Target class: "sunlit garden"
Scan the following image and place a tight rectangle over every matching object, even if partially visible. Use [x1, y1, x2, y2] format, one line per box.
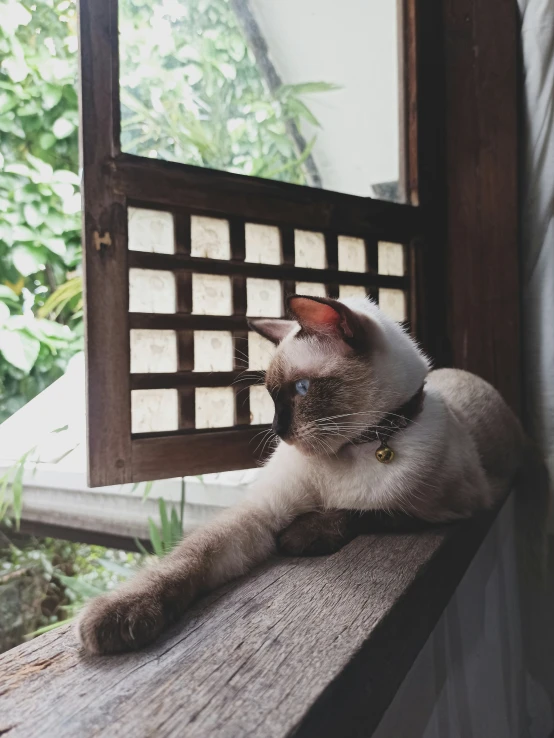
[0, 0, 334, 650]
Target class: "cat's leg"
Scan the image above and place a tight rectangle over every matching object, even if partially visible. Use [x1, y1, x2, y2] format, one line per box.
[277, 509, 360, 556]
[78, 454, 316, 655]
[277, 508, 436, 556]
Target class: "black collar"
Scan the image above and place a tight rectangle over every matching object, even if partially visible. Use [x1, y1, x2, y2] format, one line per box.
[350, 385, 425, 448]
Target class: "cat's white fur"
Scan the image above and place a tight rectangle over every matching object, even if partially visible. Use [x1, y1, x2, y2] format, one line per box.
[78, 297, 525, 654]
[239, 298, 505, 545]
[278, 298, 428, 400]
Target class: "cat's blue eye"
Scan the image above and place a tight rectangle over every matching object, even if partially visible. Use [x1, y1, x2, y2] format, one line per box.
[295, 379, 310, 396]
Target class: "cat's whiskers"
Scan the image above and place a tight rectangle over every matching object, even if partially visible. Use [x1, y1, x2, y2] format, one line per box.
[314, 421, 410, 437]
[314, 408, 425, 431]
[233, 335, 275, 364]
[260, 432, 278, 459]
[230, 372, 264, 386]
[251, 426, 272, 442]
[253, 428, 276, 457]
[314, 410, 381, 423]
[315, 435, 336, 459]
[295, 424, 335, 457]
[317, 431, 356, 450]
[233, 346, 250, 363]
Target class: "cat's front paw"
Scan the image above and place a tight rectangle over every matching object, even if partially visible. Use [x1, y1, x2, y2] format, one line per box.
[77, 588, 166, 655]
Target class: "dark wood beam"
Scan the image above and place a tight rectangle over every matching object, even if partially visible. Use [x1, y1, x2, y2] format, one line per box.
[443, 0, 520, 411]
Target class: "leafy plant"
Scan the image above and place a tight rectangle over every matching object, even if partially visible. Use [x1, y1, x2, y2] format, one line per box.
[37, 274, 82, 321]
[0, 423, 76, 527]
[119, 0, 336, 184]
[6, 475, 183, 641]
[0, 473, 183, 643]
[147, 497, 183, 556]
[134, 478, 186, 556]
[0, 0, 81, 421]
[0, 538, 141, 641]
[0, 300, 79, 421]
[0, 449, 33, 527]
[0, 0, 336, 421]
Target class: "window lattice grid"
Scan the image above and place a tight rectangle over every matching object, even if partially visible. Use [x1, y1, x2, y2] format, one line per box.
[127, 206, 410, 435]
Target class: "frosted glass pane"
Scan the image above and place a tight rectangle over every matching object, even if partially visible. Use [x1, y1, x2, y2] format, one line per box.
[247, 278, 282, 317]
[131, 389, 178, 433]
[295, 230, 326, 268]
[130, 330, 177, 373]
[245, 223, 281, 264]
[295, 282, 326, 297]
[379, 288, 406, 321]
[195, 387, 235, 429]
[128, 208, 175, 254]
[339, 285, 367, 299]
[192, 274, 232, 315]
[338, 236, 366, 272]
[194, 331, 233, 372]
[250, 385, 274, 425]
[129, 269, 176, 313]
[379, 241, 405, 276]
[191, 216, 230, 259]
[248, 331, 276, 370]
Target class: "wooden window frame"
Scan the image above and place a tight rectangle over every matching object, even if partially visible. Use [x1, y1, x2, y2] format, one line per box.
[1, 1, 520, 730]
[79, 0, 518, 487]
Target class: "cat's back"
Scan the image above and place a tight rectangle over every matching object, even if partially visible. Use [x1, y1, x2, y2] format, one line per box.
[427, 368, 525, 486]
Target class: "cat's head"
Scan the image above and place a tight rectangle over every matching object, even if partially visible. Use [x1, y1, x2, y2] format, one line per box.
[249, 295, 429, 456]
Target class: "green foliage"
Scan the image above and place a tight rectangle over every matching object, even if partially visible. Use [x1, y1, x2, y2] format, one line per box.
[148, 497, 184, 556]
[1, 537, 140, 640]
[0, 447, 38, 526]
[0, 0, 334, 422]
[0, 0, 81, 421]
[0, 476, 182, 641]
[0, 305, 79, 421]
[138, 478, 185, 556]
[37, 275, 82, 320]
[119, 0, 336, 183]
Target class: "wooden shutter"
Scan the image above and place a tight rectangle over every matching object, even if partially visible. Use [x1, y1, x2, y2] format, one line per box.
[79, 0, 443, 486]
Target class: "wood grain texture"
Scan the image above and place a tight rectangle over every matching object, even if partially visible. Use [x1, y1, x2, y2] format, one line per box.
[113, 154, 426, 242]
[229, 220, 250, 425]
[127, 251, 409, 288]
[0, 509, 498, 738]
[130, 426, 271, 481]
[397, 0, 419, 206]
[402, 1, 448, 365]
[79, 0, 132, 486]
[16, 520, 150, 554]
[81, 0, 520, 487]
[130, 371, 264, 391]
[128, 313, 257, 332]
[443, 0, 520, 410]
[80, 0, 431, 487]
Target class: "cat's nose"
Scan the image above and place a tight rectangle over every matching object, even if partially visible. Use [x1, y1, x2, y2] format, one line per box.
[272, 408, 291, 439]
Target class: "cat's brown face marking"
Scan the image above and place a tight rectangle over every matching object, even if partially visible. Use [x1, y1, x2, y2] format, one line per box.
[249, 296, 396, 455]
[265, 337, 378, 454]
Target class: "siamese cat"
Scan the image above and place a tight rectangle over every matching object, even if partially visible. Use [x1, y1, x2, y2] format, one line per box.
[78, 295, 527, 654]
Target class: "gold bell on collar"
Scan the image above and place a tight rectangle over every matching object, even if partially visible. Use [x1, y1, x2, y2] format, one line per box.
[376, 442, 395, 464]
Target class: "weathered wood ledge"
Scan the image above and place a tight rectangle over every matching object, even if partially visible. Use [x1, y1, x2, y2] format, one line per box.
[0, 506, 499, 738]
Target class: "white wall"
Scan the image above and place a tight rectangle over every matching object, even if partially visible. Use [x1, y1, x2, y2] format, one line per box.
[250, 0, 399, 196]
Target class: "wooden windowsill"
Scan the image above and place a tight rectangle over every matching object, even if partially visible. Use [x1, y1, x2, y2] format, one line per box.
[0, 502, 501, 738]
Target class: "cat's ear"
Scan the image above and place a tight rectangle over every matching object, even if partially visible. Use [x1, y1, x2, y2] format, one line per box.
[247, 318, 298, 345]
[287, 295, 368, 346]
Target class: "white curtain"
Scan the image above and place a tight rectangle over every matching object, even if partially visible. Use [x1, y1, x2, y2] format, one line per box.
[519, 0, 554, 520]
[373, 497, 554, 738]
